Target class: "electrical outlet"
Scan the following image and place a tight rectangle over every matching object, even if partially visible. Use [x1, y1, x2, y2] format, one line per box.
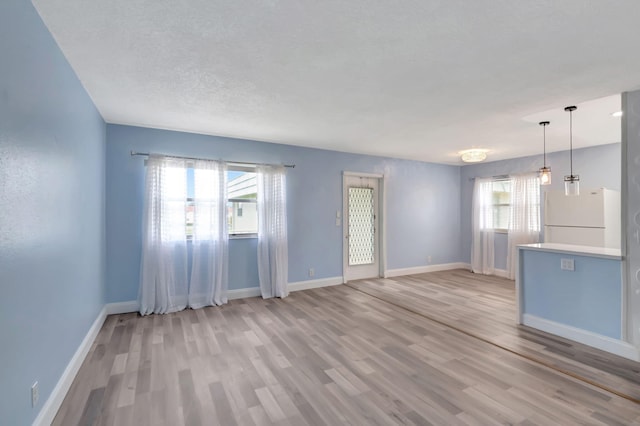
[560, 258, 575, 271]
[31, 382, 39, 407]
[309, 268, 315, 277]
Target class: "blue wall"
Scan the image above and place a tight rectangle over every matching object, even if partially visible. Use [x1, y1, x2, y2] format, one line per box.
[0, 0, 106, 424]
[106, 124, 462, 302]
[460, 143, 621, 268]
[521, 249, 622, 339]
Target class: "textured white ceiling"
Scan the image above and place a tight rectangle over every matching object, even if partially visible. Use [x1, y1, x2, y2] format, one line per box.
[33, 0, 638, 164]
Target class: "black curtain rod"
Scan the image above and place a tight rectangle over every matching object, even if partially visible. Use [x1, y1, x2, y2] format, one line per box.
[130, 151, 295, 168]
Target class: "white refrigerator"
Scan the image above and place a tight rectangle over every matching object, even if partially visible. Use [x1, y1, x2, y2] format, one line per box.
[544, 188, 620, 249]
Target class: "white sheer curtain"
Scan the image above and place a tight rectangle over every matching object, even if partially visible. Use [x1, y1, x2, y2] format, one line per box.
[507, 173, 541, 280]
[471, 177, 496, 275]
[139, 155, 189, 315]
[189, 159, 229, 308]
[256, 165, 289, 299]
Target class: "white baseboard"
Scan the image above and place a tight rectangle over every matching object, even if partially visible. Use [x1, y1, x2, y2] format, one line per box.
[384, 262, 471, 278]
[227, 276, 344, 299]
[522, 314, 640, 362]
[105, 300, 139, 315]
[102, 277, 345, 312]
[228, 287, 261, 300]
[104, 289, 266, 306]
[289, 276, 343, 292]
[33, 306, 108, 426]
[494, 268, 510, 279]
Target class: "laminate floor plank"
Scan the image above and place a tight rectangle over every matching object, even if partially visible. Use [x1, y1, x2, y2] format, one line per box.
[53, 270, 640, 425]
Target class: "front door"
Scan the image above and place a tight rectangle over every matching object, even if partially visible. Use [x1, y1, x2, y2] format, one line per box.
[344, 175, 380, 281]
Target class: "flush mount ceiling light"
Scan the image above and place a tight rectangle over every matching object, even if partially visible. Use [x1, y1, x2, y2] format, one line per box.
[564, 105, 579, 196]
[538, 121, 551, 185]
[611, 111, 623, 117]
[460, 149, 488, 163]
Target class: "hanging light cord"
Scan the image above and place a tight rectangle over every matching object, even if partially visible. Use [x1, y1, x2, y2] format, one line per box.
[543, 124, 547, 167]
[569, 108, 573, 176]
[564, 105, 577, 179]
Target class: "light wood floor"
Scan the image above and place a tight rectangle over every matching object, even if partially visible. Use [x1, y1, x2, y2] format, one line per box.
[350, 270, 640, 403]
[54, 270, 640, 425]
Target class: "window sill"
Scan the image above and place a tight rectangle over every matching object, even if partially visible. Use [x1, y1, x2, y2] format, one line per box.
[186, 234, 257, 242]
[230, 233, 257, 240]
[489, 229, 540, 234]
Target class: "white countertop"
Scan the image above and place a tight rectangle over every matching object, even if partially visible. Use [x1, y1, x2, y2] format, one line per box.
[518, 243, 622, 260]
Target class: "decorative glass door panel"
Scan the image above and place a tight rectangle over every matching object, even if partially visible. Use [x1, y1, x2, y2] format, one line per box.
[348, 187, 375, 266]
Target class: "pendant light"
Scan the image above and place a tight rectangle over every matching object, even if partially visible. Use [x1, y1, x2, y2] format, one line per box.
[564, 105, 579, 196]
[538, 121, 551, 185]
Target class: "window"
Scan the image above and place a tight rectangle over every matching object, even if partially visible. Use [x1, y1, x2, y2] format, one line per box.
[487, 177, 540, 232]
[491, 179, 511, 231]
[227, 169, 257, 235]
[185, 167, 258, 238]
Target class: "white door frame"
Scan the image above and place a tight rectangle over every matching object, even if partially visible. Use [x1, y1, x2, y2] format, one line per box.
[342, 171, 386, 283]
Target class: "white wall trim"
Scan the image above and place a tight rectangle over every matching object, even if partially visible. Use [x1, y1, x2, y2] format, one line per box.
[522, 313, 640, 362]
[380, 177, 387, 281]
[33, 307, 108, 426]
[228, 287, 262, 300]
[100, 276, 346, 316]
[105, 300, 139, 315]
[385, 262, 471, 278]
[228, 276, 344, 299]
[493, 268, 509, 279]
[289, 276, 343, 292]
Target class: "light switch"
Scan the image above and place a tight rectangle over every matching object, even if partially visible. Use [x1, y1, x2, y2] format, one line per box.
[560, 258, 575, 271]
